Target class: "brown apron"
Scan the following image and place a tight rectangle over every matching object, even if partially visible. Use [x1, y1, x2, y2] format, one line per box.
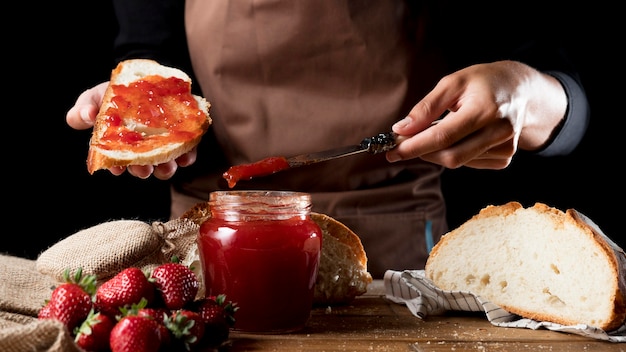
[180, 0, 448, 278]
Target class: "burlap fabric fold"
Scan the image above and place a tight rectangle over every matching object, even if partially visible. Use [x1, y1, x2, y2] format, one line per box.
[36, 218, 200, 282]
[0, 218, 201, 352]
[0, 255, 80, 352]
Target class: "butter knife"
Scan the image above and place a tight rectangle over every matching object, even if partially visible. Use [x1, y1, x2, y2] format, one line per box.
[286, 132, 399, 167]
[284, 118, 441, 167]
[223, 132, 400, 187]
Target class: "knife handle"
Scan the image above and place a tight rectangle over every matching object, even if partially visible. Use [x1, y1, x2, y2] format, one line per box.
[366, 119, 442, 153]
[360, 132, 399, 154]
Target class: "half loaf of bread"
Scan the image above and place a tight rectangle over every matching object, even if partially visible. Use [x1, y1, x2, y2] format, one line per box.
[310, 212, 373, 305]
[179, 203, 372, 305]
[425, 201, 626, 331]
[87, 59, 211, 174]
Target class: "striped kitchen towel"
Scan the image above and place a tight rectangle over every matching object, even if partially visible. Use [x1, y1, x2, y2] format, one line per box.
[384, 269, 626, 343]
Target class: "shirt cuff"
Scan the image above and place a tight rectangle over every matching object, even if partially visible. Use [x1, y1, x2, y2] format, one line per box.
[535, 71, 590, 157]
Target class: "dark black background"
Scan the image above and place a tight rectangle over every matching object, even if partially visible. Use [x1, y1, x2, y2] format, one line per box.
[3, 3, 622, 259]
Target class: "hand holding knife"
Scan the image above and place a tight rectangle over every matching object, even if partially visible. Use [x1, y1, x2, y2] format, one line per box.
[223, 120, 440, 188]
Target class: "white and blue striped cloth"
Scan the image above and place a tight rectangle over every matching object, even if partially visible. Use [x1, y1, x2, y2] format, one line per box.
[384, 269, 626, 343]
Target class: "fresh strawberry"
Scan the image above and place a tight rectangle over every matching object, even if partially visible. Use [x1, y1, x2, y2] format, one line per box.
[136, 307, 169, 322]
[150, 260, 199, 310]
[117, 298, 172, 349]
[195, 294, 238, 347]
[42, 268, 96, 332]
[95, 267, 155, 318]
[166, 309, 205, 351]
[37, 302, 52, 319]
[74, 309, 115, 352]
[109, 315, 163, 352]
[137, 307, 172, 348]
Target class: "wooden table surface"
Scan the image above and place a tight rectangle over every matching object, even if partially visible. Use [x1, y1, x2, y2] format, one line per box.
[225, 280, 625, 351]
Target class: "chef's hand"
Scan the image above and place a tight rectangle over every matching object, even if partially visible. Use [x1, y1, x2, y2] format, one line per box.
[386, 60, 567, 169]
[66, 81, 197, 180]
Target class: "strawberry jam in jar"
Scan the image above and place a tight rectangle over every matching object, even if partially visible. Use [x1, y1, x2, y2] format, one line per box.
[198, 191, 322, 333]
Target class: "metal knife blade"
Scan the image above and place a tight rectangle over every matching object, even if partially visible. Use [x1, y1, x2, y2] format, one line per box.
[223, 131, 403, 188]
[286, 132, 399, 167]
[223, 120, 444, 187]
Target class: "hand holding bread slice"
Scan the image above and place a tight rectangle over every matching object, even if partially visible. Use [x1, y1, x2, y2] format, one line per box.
[87, 59, 211, 174]
[425, 201, 626, 331]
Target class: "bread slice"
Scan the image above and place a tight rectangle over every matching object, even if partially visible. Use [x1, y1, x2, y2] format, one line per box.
[87, 59, 211, 174]
[179, 203, 373, 305]
[425, 201, 626, 331]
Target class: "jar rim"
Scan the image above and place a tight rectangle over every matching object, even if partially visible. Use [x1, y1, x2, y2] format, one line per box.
[208, 190, 312, 218]
[209, 190, 311, 200]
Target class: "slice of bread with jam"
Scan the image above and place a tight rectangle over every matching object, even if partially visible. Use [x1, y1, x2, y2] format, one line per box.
[87, 59, 211, 174]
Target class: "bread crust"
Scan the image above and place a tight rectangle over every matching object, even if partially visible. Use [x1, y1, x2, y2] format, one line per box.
[87, 59, 211, 174]
[310, 212, 368, 268]
[179, 202, 212, 226]
[310, 212, 373, 305]
[568, 208, 626, 329]
[425, 201, 626, 331]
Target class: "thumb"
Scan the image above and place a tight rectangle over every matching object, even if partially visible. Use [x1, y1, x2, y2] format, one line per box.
[66, 82, 109, 130]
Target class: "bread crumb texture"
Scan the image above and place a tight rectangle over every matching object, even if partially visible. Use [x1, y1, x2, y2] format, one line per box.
[425, 201, 626, 331]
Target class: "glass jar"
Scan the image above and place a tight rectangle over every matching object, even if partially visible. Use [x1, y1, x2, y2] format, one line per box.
[197, 190, 322, 333]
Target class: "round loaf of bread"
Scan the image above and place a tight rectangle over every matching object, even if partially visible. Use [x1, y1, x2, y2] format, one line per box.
[425, 201, 626, 331]
[180, 203, 372, 306]
[310, 212, 372, 305]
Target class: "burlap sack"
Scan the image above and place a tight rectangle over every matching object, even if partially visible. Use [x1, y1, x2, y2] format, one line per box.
[0, 317, 80, 352]
[36, 218, 200, 283]
[0, 255, 80, 352]
[0, 217, 202, 352]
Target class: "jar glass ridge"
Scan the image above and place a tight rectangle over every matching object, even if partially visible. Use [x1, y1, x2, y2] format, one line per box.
[209, 190, 312, 221]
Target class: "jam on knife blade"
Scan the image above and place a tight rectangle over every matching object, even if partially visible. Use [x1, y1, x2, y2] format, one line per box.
[223, 156, 290, 188]
[222, 132, 399, 188]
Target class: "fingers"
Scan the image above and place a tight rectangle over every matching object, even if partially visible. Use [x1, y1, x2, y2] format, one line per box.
[463, 143, 515, 169]
[388, 110, 515, 170]
[109, 166, 127, 176]
[175, 147, 197, 167]
[66, 104, 99, 130]
[392, 75, 462, 136]
[153, 161, 178, 180]
[418, 119, 516, 169]
[151, 149, 198, 179]
[387, 104, 487, 163]
[111, 164, 173, 180]
[66, 82, 109, 130]
[126, 163, 176, 180]
[421, 140, 515, 170]
[109, 148, 198, 180]
[387, 72, 472, 163]
[126, 165, 155, 179]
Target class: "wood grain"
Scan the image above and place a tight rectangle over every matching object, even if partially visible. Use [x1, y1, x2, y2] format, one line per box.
[223, 281, 623, 351]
